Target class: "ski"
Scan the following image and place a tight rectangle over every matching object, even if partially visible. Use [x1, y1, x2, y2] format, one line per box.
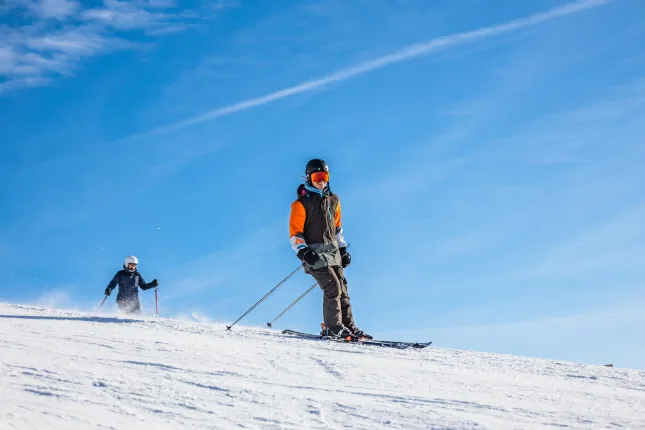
[281, 329, 432, 350]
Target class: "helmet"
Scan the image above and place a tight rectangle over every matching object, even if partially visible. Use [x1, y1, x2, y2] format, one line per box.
[305, 159, 329, 177]
[124, 255, 138, 271]
[305, 159, 330, 185]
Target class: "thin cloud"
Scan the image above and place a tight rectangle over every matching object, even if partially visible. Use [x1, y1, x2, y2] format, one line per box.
[0, 76, 52, 94]
[25, 26, 129, 56]
[0, 24, 135, 94]
[208, 0, 239, 12]
[509, 201, 645, 281]
[125, 0, 612, 141]
[1, 0, 79, 20]
[35, 0, 80, 20]
[158, 218, 286, 301]
[82, 0, 175, 31]
[0, 0, 237, 94]
[430, 307, 645, 336]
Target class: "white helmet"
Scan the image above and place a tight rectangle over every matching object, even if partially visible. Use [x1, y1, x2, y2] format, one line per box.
[124, 255, 138, 270]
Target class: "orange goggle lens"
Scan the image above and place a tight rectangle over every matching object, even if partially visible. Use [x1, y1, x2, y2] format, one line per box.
[310, 171, 329, 182]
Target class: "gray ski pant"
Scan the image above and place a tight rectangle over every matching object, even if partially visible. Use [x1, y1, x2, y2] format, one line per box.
[308, 265, 355, 330]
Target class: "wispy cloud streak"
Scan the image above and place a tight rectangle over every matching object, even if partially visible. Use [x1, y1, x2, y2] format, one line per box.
[127, 0, 612, 140]
[0, 0, 238, 94]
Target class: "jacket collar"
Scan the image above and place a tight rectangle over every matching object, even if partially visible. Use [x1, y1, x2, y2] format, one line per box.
[304, 183, 330, 196]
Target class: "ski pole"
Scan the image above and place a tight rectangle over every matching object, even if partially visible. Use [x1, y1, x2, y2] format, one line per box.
[266, 282, 318, 328]
[155, 288, 159, 318]
[226, 264, 303, 330]
[99, 296, 107, 309]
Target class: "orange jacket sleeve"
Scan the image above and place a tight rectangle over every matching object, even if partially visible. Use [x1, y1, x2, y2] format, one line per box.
[289, 200, 307, 252]
[335, 199, 347, 248]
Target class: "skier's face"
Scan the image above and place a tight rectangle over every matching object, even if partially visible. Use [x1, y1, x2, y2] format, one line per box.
[127, 263, 137, 271]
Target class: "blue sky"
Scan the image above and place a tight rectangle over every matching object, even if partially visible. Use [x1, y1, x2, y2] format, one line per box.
[1, 0, 644, 369]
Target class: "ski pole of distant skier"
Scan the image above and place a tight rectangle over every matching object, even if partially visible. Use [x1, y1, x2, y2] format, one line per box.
[226, 264, 304, 330]
[266, 282, 318, 328]
[155, 287, 159, 318]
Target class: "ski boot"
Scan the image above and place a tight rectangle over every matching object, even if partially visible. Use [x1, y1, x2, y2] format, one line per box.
[347, 325, 373, 340]
[320, 323, 357, 341]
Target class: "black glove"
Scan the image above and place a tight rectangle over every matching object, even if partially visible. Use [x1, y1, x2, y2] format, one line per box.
[104, 287, 112, 297]
[151, 279, 159, 287]
[298, 247, 320, 266]
[339, 247, 351, 268]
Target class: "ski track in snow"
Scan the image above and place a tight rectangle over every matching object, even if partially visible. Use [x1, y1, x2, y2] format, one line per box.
[0, 303, 643, 429]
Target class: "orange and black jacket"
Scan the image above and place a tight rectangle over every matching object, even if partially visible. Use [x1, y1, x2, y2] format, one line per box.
[290, 183, 347, 269]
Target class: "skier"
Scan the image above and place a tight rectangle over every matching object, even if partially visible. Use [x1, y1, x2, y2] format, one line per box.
[289, 159, 371, 339]
[104, 255, 158, 315]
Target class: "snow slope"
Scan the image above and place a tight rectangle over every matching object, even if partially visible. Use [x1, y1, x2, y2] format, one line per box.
[0, 303, 643, 429]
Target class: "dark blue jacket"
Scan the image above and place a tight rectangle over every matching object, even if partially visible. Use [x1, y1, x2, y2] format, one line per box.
[106, 269, 155, 302]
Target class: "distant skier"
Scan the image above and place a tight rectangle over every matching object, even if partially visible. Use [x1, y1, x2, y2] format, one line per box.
[104, 256, 158, 315]
[289, 159, 371, 339]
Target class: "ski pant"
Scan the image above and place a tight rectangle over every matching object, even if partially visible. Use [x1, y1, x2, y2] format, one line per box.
[117, 296, 141, 315]
[308, 265, 355, 330]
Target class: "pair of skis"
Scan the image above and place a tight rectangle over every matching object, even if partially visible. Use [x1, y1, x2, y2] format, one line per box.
[281, 328, 431, 350]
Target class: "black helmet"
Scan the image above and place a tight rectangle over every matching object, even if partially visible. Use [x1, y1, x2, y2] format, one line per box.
[305, 159, 329, 177]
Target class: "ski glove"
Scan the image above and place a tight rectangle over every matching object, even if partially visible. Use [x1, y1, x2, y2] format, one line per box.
[298, 248, 320, 266]
[339, 247, 351, 268]
[151, 279, 159, 287]
[104, 287, 112, 297]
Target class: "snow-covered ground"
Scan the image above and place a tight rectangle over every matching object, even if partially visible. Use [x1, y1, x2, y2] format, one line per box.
[0, 303, 643, 429]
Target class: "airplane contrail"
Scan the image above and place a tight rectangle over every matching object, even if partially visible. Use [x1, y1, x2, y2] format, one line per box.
[126, 0, 612, 141]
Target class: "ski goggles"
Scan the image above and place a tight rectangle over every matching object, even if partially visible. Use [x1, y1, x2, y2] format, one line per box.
[310, 171, 329, 183]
